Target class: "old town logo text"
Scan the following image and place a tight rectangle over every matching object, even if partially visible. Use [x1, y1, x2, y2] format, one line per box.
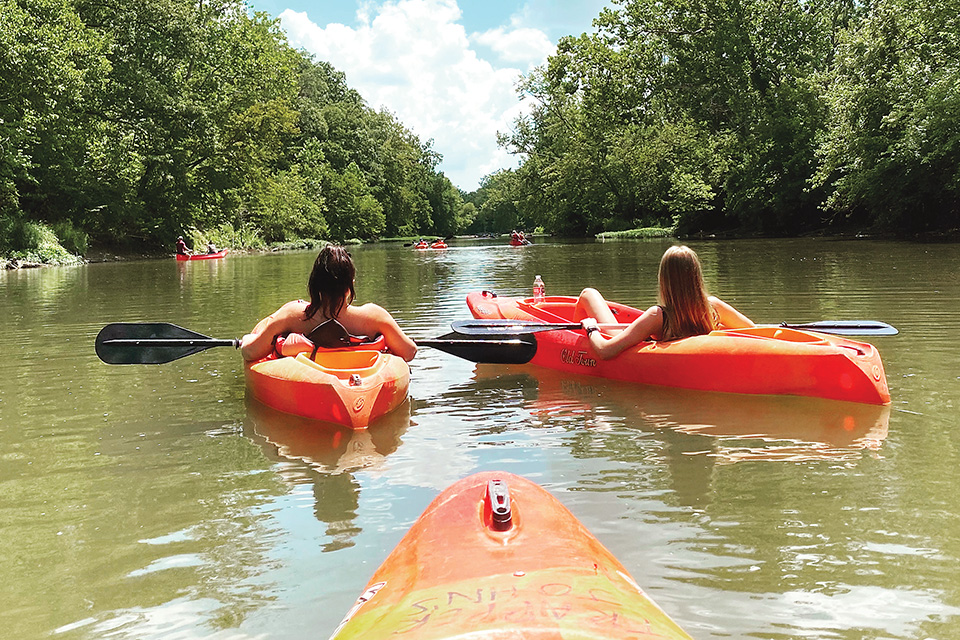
[560, 349, 597, 368]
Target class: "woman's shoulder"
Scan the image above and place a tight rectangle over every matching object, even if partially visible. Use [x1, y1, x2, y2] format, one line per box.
[349, 302, 391, 320]
[278, 299, 309, 314]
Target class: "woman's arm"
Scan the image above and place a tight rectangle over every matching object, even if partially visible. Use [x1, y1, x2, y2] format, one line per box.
[346, 304, 418, 362]
[240, 301, 304, 362]
[709, 296, 754, 330]
[582, 305, 663, 360]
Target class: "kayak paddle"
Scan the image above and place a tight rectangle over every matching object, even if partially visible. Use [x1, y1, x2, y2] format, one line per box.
[96, 322, 239, 364]
[95, 322, 538, 366]
[418, 333, 537, 364]
[450, 318, 899, 337]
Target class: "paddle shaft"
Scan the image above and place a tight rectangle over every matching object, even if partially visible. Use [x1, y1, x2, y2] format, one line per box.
[450, 319, 898, 337]
[96, 321, 538, 366]
[102, 338, 238, 348]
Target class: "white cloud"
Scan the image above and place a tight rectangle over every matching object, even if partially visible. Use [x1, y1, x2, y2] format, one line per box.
[471, 26, 555, 65]
[277, 0, 556, 191]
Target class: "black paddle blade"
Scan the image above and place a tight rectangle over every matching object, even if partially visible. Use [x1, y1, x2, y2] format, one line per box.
[96, 322, 236, 364]
[419, 332, 538, 364]
[450, 319, 579, 336]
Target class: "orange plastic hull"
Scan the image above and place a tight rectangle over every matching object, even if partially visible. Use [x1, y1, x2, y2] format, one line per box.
[466, 291, 890, 405]
[330, 471, 692, 640]
[244, 348, 410, 429]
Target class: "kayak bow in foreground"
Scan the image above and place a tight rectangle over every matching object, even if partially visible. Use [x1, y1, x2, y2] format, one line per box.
[330, 471, 692, 640]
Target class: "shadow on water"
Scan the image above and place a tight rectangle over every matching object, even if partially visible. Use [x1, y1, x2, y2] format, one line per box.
[242, 397, 412, 552]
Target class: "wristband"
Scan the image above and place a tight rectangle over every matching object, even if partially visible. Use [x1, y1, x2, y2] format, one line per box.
[586, 325, 598, 336]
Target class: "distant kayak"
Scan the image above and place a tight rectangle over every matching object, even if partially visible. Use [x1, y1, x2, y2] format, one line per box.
[466, 291, 890, 405]
[330, 471, 693, 640]
[414, 240, 447, 249]
[176, 249, 228, 261]
[510, 238, 531, 246]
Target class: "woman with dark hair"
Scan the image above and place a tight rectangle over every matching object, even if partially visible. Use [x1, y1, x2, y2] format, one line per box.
[240, 245, 417, 362]
[577, 245, 754, 360]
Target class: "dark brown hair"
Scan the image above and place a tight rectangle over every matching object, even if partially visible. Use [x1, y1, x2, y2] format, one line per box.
[304, 245, 356, 320]
[658, 245, 714, 340]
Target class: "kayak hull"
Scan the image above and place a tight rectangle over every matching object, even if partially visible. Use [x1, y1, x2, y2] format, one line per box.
[466, 291, 890, 405]
[330, 471, 692, 640]
[244, 346, 410, 429]
[176, 249, 228, 260]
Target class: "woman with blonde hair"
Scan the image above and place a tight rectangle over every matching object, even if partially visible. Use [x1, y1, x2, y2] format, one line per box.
[577, 245, 754, 360]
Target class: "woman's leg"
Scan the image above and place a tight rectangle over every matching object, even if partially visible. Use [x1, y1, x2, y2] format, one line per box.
[574, 288, 618, 323]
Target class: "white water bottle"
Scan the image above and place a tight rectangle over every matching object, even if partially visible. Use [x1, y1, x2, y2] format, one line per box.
[533, 275, 545, 303]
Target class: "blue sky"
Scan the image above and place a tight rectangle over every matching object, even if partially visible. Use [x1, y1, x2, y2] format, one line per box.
[246, 0, 613, 191]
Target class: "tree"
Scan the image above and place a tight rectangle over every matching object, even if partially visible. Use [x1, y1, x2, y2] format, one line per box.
[815, 0, 960, 231]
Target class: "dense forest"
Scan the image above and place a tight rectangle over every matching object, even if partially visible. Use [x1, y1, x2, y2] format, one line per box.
[3, 0, 959, 263]
[1, 0, 466, 260]
[481, 0, 960, 237]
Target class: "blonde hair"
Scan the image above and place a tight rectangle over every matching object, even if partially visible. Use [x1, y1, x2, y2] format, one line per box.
[657, 245, 715, 340]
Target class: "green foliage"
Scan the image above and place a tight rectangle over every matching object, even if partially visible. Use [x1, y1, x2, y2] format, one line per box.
[321, 162, 385, 241]
[814, 0, 960, 231]
[1, 0, 467, 260]
[52, 220, 89, 255]
[0, 215, 83, 264]
[187, 223, 265, 252]
[596, 227, 676, 239]
[480, 0, 957, 236]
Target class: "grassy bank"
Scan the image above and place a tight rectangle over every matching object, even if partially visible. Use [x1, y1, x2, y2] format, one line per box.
[596, 227, 677, 240]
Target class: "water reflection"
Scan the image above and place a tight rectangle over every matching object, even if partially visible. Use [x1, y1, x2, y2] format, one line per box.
[243, 397, 411, 551]
[466, 364, 889, 463]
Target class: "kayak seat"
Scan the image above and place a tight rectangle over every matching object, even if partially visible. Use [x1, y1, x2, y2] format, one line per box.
[294, 351, 384, 380]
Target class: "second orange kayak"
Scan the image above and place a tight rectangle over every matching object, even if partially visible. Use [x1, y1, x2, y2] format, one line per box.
[466, 290, 890, 405]
[330, 471, 692, 640]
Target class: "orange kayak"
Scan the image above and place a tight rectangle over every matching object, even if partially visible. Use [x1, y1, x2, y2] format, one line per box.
[330, 471, 692, 640]
[466, 291, 890, 405]
[176, 249, 228, 260]
[244, 337, 410, 429]
[430, 241, 447, 249]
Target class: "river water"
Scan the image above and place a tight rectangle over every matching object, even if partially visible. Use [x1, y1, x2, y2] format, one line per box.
[1, 237, 959, 639]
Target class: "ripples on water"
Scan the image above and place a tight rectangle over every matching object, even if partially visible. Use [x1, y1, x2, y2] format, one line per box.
[3, 239, 960, 639]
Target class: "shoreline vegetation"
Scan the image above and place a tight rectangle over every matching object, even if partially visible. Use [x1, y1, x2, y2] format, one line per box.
[10, 223, 960, 271]
[4, 0, 958, 270]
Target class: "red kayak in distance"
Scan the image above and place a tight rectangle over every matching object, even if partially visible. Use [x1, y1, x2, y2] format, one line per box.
[330, 471, 692, 639]
[176, 249, 228, 261]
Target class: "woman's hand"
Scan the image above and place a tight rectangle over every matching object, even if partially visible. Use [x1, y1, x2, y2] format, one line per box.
[581, 317, 600, 335]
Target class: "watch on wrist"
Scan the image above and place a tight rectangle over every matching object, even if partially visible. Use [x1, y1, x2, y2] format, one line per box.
[586, 325, 598, 336]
